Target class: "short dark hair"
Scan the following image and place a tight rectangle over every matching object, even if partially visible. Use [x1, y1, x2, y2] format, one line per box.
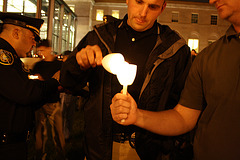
[37, 39, 51, 48]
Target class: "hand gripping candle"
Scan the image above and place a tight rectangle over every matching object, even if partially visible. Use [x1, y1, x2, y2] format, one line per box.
[102, 53, 137, 122]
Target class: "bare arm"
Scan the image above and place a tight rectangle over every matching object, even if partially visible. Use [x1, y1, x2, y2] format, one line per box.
[111, 93, 201, 136]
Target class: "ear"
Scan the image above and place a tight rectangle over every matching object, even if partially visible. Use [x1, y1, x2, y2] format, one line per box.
[126, 0, 128, 5]
[12, 28, 21, 40]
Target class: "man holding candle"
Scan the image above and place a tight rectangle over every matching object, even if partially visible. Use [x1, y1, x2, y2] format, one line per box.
[60, 0, 191, 159]
[110, 0, 240, 159]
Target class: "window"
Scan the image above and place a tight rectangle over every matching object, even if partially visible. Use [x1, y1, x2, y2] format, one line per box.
[191, 13, 198, 24]
[40, 0, 49, 39]
[69, 16, 75, 51]
[52, 1, 61, 53]
[172, 12, 179, 22]
[24, 0, 37, 16]
[188, 39, 199, 52]
[62, 11, 69, 53]
[68, 4, 75, 12]
[0, 0, 3, 12]
[211, 15, 217, 25]
[112, 10, 119, 19]
[7, 0, 24, 12]
[96, 9, 104, 21]
[7, 0, 37, 17]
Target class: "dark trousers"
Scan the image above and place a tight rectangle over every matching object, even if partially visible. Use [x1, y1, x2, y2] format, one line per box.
[0, 142, 28, 160]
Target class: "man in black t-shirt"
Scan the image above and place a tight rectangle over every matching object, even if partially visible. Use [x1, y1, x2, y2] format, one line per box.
[111, 0, 240, 160]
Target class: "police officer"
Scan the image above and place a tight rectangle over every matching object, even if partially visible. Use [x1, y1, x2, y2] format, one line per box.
[0, 12, 60, 160]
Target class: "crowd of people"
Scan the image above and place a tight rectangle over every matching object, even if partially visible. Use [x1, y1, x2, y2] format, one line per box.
[0, 0, 240, 160]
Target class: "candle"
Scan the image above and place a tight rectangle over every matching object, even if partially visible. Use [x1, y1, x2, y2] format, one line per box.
[116, 62, 137, 94]
[102, 53, 125, 74]
[102, 53, 137, 123]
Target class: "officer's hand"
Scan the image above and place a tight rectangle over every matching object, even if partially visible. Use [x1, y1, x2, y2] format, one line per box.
[110, 93, 138, 125]
[76, 45, 103, 70]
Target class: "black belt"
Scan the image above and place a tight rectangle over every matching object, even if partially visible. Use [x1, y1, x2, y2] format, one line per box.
[113, 133, 129, 143]
[0, 131, 30, 144]
[113, 132, 136, 148]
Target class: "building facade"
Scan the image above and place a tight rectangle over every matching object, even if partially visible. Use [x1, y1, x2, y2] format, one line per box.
[159, 1, 230, 52]
[1, 0, 230, 53]
[65, 0, 230, 52]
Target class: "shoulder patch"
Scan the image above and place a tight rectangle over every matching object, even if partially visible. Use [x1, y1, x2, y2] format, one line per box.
[0, 49, 14, 65]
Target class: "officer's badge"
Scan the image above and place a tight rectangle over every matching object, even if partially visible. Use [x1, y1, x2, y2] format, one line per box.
[0, 49, 14, 65]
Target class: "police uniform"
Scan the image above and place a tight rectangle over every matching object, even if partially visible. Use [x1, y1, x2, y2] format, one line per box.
[0, 12, 59, 160]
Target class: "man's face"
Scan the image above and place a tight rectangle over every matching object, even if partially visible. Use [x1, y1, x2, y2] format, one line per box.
[209, 0, 240, 22]
[18, 28, 36, 58]
[126, 0, 166, 32]
[37, 46, 52, 59]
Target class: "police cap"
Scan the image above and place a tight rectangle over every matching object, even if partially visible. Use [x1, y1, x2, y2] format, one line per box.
[0, 12, 44, 42]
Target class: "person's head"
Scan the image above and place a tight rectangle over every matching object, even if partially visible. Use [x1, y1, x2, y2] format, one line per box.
[126, 0, 166, 32]
[209, 0, 240, 25]
[191, 49, 197, 56]
[36, 39, 53, 59]
[0, 12, 44, 58]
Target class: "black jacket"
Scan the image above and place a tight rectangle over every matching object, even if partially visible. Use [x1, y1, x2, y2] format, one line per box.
[0, 38, 59, 134]
[60, 16, 191, 160]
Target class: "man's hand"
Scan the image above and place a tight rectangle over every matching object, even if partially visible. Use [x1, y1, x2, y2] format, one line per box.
[76, 45, 103, 70]
[110, 93, 138, 125]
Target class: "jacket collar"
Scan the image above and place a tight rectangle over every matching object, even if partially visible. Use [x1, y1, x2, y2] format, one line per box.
[226, 25, 240, 42]
[94, 14, 162, 56]
[0, 37, 19, 59]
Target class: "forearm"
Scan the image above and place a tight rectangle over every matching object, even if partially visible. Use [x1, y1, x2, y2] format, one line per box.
[134, 104, 199, 136]
[111, 94, 200, 136]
